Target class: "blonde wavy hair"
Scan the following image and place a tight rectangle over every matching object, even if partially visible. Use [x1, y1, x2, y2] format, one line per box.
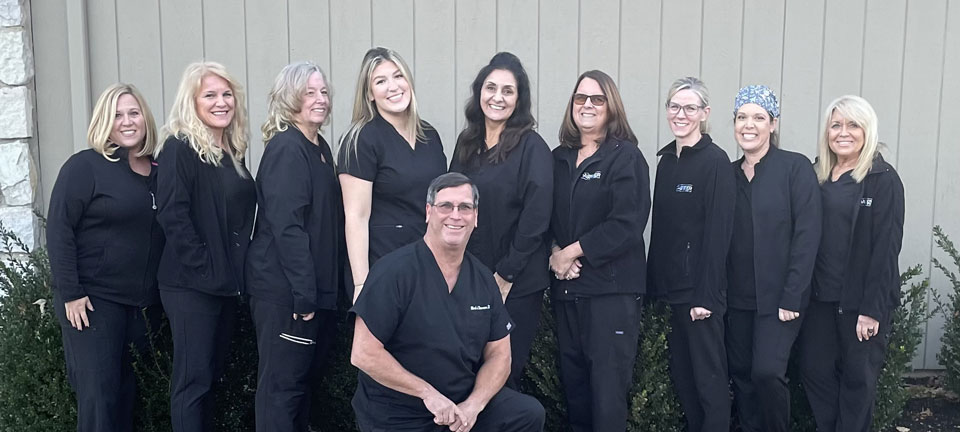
[262, 61, 330, 143]
[338, 47, 426, 165]
[87, 83, 158, 161]
[157, 61, 249, 174]
[815, 95, 879, 184]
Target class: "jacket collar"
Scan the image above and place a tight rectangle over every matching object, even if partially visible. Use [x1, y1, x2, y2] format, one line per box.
[657, 133, 713, 156]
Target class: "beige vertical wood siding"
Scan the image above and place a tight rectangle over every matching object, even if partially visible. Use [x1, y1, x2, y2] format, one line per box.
[31, 0, 960, 369]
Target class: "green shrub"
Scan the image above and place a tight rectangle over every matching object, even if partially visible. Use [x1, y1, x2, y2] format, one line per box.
[934, 225, 960, 395]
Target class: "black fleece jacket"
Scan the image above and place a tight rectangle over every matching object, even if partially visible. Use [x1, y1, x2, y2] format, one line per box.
[155, 136, 256, 296]
[449, 131, 553, 298]
[246, 128, 344, 314]
[728, 146, 822, 314]
[549, 136, 651, 297]
[47, 148, 164, 306]
[813, 154, 904, 320]
[647, 134, 735, 313]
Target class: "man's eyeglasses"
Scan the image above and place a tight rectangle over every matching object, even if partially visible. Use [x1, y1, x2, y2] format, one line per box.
[573, 93, 607, 106]
[431, 202, 476, 215]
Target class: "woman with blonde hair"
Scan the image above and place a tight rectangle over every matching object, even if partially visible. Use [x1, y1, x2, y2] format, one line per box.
[154, 61, 257, 431]
[337, 47, 446, 302]
[246, 61, 342, 431]
[47, 83, 164, 431]
[798, 95, 904, 432]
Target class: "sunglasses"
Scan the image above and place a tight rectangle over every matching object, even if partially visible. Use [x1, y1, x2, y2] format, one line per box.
[573, 93, 607, 106]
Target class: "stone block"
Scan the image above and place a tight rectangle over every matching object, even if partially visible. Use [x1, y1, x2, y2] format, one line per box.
[0, 205, 34, 250]
[0, 86, 32, 138]
[0, 27, 32, 85]
[0, 0, 25, 27]
[0, 140, 33, 205]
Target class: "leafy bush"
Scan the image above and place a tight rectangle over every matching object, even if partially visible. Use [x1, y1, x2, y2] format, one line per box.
[934, 225, 960, 395]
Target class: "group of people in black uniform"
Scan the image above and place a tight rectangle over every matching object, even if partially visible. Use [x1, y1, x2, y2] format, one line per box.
[47, 46, 904, 432]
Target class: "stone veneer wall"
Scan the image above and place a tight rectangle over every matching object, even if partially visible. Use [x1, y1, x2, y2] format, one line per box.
[0, 0, 36, 251]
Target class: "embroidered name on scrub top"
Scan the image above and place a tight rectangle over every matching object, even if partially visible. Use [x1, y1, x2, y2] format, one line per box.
[676, 184, 694, 193]
[860, 197, 873, 207]
[581, 171, 602, 180]
[470, 304, 491, 311]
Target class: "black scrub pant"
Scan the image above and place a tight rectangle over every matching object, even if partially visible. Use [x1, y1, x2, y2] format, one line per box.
[504, 290, 544, 390]
[54, 293, 160, 432]
[666, 302, 730, 432]
[725, 308, 803, 432]
[797, 300, 888, 432]
[160, 288, 237, 432]
[554, 294, 643, 432]
[354, 387, 545, 432]
[250, 297, 336, 432]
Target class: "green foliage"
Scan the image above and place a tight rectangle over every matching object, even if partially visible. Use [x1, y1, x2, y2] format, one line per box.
[933, 225, 960, 395]
[0, 223, 76, 432]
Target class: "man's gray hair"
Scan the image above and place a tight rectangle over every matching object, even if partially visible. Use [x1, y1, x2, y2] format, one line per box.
[425, 172, 479, 207]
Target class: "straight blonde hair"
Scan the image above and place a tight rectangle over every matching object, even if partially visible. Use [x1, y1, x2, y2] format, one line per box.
[87, 83, 158, 161]
[666, 76, 711, 134]
[157, 61, 249, 175]
[815, 95, 879, 184]
[337, 47, 426, 165]
[262, 62, 330, 143]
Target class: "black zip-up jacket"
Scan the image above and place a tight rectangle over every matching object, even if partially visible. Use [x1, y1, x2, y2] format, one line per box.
[155, 136, 257, 296]
[813, 154, 904, 320]
[246, 128, 344, 314]
[549, 136, 651, 297]
[647, 134, 735, 313]
[47, 148, 164, 307]
[449, 131, 553, 297]
[728, 146, 822, 314]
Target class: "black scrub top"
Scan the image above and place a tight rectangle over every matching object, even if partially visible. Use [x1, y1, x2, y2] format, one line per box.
[337, 115, 447, 264]
[219, 155, 257, 281]
[813, 171, 859, 302]
[350, 240, 513, 426]
[728, 166, 757, 310]
[449, 131, 553, 297]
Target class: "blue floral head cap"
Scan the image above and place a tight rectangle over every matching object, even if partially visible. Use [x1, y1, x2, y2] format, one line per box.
[734, 85, 780, 118]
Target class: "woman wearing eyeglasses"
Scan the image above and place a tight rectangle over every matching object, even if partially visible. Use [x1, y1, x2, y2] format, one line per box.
[449, 52, 553, 390]
[647, 77, 735, 432]
[548, 70, 650, 431]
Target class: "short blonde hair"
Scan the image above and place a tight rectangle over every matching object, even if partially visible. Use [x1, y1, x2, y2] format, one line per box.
[815, 95, 880, 184]
[157, 61, 249, 172]
[262, 62, 329, 143]
[665, 76, 710, 134]
[338, 47, 426, 165]
[87, 83, 158, 161]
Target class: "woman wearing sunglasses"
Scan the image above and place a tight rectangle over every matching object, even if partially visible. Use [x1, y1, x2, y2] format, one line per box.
[647, 77, 735, 432]
[548, 70, 650, 431]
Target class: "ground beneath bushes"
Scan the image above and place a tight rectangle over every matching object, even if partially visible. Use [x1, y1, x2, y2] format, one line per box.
[887, 374, 960, 432]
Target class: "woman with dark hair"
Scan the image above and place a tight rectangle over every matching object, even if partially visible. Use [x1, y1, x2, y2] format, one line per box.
[725, 85, 821, 432]
[799, 95, 904, 432]
[647, 76, 735, 432]
[246, 61, 342, 431]
[337, 47, 446, 303]
[548, 70, 650, 431]
[47, 83, 163, 432]
[154, 62, 257, 431]
[449, 52, 552, 390]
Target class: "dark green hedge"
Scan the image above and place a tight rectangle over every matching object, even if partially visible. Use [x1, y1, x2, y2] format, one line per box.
[0, 223, 933, 431]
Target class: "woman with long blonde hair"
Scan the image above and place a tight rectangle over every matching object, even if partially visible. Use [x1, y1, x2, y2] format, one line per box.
[337, 47, 446, 302]
[154, 61, 257, 431]
[47, 83, 163, 431]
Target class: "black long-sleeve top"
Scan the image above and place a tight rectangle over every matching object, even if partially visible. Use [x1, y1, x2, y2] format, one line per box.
[47, 148, 164, 307]
[647, 134, 735, 313]
[246, 127, 343, 314]
[812, 154, 904, 320]
[726, 146, 822, 314]
[449, 131, 553, 298]
[155, 136, 257, 296]
[549, 136, 651, 298]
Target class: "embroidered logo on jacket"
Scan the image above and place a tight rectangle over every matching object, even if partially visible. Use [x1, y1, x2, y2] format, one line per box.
[470, 305, 491, 311]
[676, 184, 694, 193]
[860, 198, 873, 207]
[581, 171, 602, 181]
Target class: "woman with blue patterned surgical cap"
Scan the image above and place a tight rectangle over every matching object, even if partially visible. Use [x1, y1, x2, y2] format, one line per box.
[725, 85, 822, 432]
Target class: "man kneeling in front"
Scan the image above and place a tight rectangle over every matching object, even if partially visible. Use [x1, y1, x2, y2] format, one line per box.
[350, 172, 546, 432]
